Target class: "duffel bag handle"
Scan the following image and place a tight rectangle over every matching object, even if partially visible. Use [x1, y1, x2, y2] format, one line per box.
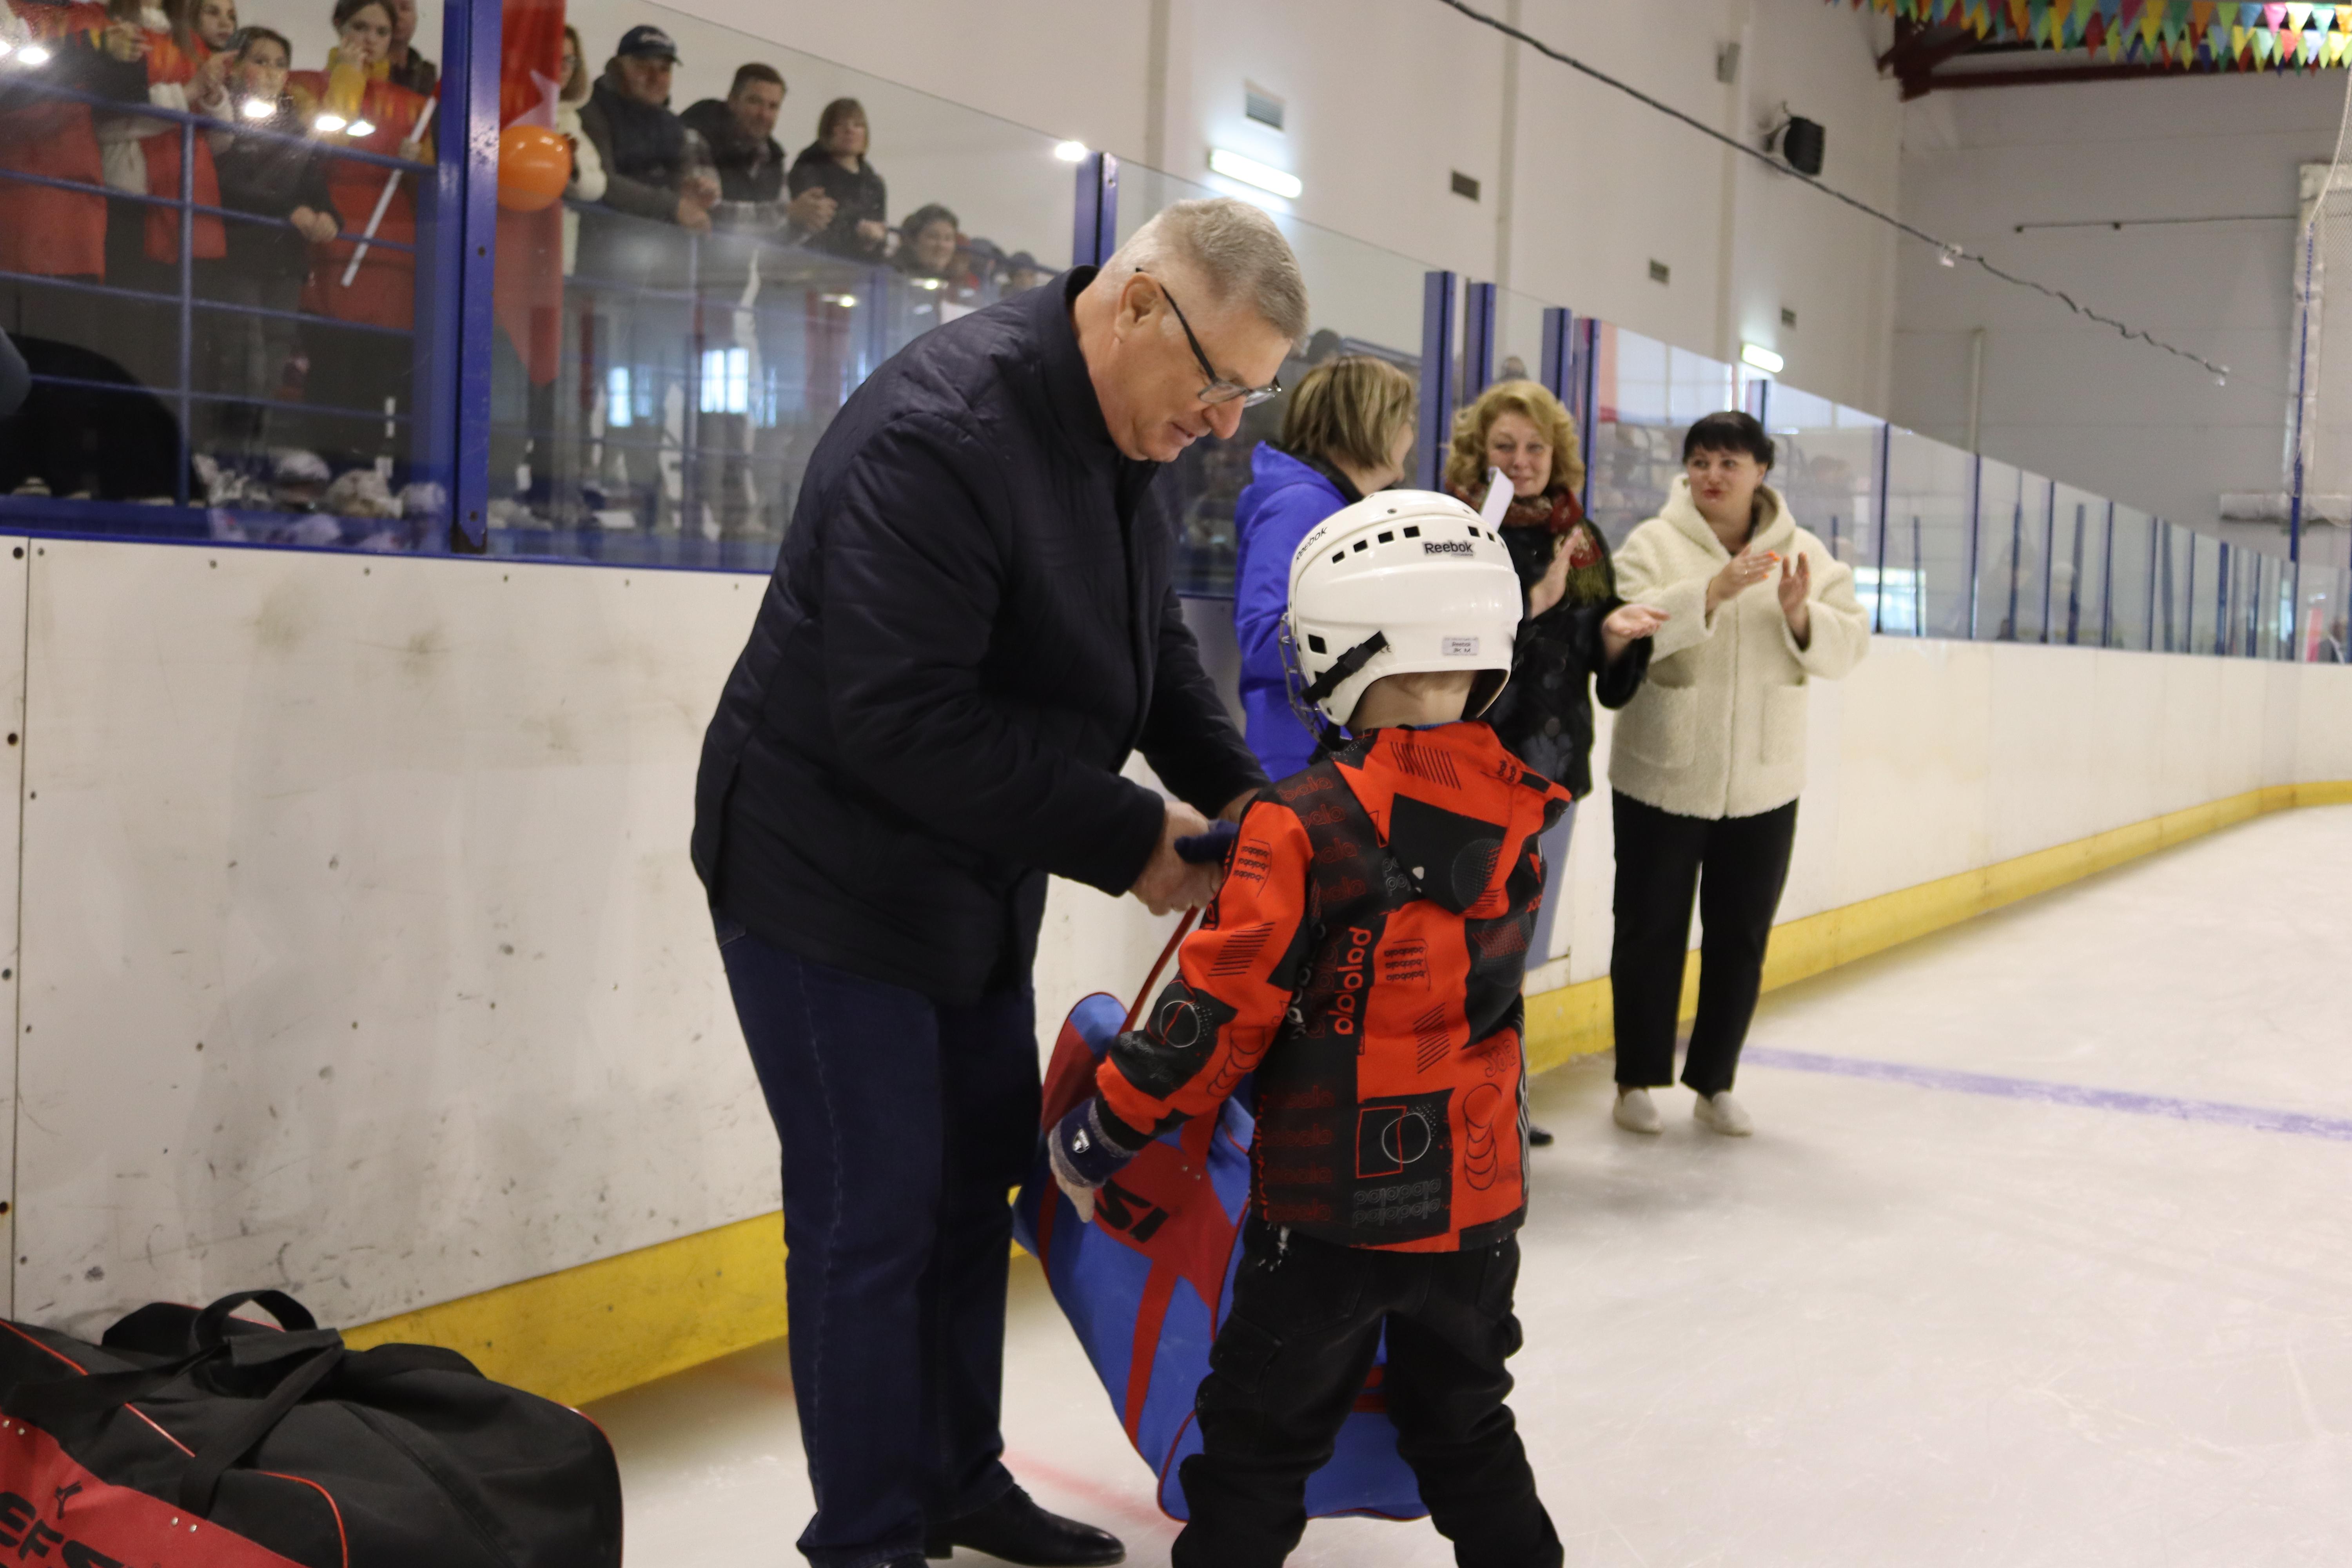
[177, 1339, 344, 1514]
[191, 1290, 318, 1354]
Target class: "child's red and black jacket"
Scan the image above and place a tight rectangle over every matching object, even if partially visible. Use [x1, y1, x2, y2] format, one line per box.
[1087, 722, 1573, 1252]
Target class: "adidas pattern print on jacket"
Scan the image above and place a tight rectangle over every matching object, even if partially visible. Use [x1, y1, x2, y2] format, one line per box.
[1084, 722, 1574, 1253]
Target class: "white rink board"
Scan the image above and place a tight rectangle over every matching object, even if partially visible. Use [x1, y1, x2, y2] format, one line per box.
[10, 542, 773, 1334]
[5, 535, 2351, 1334]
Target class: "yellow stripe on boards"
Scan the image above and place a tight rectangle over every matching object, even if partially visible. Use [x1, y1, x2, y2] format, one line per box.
[348, 780, 2352, 1405]
[343, 1212, 789, 1408]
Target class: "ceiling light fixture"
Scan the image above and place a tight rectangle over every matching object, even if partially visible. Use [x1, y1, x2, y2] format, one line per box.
[1053, 140, 1088, 162]
[1208, 147, 1302, 200]
[313, 113, 347, 133]
[1740, 341, 1785, 375]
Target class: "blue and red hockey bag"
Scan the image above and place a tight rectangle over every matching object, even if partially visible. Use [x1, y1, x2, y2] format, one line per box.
[1013, 986, 1425, 1522]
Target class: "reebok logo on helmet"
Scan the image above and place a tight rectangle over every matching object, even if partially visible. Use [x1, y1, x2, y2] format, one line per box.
[1422, 540, 1473, 555]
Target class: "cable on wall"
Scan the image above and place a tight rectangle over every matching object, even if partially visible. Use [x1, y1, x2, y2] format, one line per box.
[1432, 0, 2234, 383]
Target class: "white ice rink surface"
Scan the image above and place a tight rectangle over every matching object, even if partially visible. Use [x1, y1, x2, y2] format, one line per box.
[592, 805, 2352, 1566]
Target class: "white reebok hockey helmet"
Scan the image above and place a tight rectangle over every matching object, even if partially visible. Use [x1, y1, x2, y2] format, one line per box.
[1285, 486, 1523, 732]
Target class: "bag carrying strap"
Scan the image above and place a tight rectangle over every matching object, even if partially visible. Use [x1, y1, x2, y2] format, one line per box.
[178, 1339, 345, 1513]
[190, 1289, 317, 1354]
[7, 1292, 350, 1519]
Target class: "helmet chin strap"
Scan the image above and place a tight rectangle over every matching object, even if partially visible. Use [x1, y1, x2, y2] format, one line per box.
[1298, 630, 1390, 755]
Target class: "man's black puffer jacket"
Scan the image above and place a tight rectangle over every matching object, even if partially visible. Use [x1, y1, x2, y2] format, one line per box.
[693, 268, 1267, 1003]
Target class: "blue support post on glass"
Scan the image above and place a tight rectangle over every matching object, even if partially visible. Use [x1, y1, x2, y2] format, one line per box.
[1870, 423, 1890, 633]
[1072, 152, 1119, 269]
[2039, 481, 2056, 643]
[419, 0, 502, 553]
[2106, 507, 2122, 648]
[1537, 307, 1572, 405]
[1416, 271, 1457, 492]
[1461, 281, 1496, 402]
[2145, 519, 2160, 652]
[2064, 501, 2085, 646]
[1577, 318, 1599, 518]
[175, 120, 196, 507]
[2216, 543, 2231, 657]
[1965, 456, 1983, 640]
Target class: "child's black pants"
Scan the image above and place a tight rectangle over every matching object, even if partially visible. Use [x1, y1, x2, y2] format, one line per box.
[1172, 1220, 1561, 1568]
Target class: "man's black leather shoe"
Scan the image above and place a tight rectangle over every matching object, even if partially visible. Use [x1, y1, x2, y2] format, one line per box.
[923, 1485, 1125, 1565]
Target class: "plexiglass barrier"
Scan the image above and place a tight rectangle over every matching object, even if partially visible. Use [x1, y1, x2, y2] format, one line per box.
[0, 0, 2331, 657]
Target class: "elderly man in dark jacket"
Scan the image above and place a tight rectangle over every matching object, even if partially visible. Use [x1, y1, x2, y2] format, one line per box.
[695, 197, 1306, 1568]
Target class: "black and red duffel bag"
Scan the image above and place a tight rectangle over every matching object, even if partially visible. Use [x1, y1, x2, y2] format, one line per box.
[0, 1289, 622, 1567]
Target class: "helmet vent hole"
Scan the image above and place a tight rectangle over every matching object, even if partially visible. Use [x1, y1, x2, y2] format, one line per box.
[1352, 541, 1368, 553]
[1377, 531, 1394, 544]
[1466, 524, 1478, 537]
[1403, 525, 1421, 538]
[1331, 550, 1346, 564]
[1307, 633, 1327, 653]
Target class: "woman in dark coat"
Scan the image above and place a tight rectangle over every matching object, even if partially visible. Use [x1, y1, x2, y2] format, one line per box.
[788, 96, 887, 261]
[1448, 380, 1662, 1137]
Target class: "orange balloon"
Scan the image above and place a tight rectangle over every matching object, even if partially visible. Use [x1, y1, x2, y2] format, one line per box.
[497, 124, 571, 213]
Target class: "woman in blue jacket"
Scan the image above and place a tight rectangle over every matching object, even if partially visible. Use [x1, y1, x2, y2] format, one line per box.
[1231, 354, 1418, 779]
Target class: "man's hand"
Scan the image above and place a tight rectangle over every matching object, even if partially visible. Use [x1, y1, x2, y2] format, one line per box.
[1777, 551, 1813, 648]
[788, 186, 837, 234]
[1048, 1100, 1136, 1225]
[675, 194, 713, 233]
[1129, 799, 1220, 916]
[1600, 603, 1668, 663]
[290, 205, 338, 244]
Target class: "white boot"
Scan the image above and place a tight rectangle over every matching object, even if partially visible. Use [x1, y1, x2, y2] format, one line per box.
[1693, 1091, 1753, 1137]
[1612, 1087, 1662, 1134]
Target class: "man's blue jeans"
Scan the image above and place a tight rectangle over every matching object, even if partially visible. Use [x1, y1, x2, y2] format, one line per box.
[717, 918, 1040, 1568]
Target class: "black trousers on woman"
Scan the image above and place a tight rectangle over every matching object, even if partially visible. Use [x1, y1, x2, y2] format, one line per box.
[1610, 791, 1799, 1096]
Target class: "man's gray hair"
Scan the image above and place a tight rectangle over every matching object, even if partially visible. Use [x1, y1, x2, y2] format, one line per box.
[1107, 197, 1310, 345]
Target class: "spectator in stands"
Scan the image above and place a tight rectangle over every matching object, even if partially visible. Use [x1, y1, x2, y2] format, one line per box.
[1607, 410, 1870, 1139]
[379, 0, 430, 94]
[679, 62, 836, 240]
[201, 24, 335, 485]
[1000, 250, 1048, 296]
[288, 0, 434, 466]
[893, 202, 961, 279]
[555, 24, 603, 272]
[2322, 617, 2348, 663]
[789, 96, 887, 260]
[895, 201, 984, 312]
[0, 0, 125, 487]
[96, 0, 228, 333]
[1448, 381, 1661, 1146]
[579, 25, 714, 238]
[1231, 354, 1417, 782]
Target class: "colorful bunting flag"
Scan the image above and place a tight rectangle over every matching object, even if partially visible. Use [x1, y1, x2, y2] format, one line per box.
[1837, 0, 2352, 64]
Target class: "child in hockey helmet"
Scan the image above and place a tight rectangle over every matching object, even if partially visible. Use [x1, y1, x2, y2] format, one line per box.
[1283, 487, 1525, 749]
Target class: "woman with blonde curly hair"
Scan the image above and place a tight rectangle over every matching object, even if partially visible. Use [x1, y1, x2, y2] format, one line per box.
[1449, 382, 1662, 1133]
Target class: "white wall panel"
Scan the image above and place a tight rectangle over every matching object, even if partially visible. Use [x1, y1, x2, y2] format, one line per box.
[11, 542, 767, 1335]
[7, 535, 2349, 1336]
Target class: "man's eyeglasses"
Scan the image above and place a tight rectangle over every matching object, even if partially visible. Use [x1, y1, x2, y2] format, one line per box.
[1140, 271, 1283, 408]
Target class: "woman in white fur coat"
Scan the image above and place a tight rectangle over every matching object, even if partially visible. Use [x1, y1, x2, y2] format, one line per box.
[1605, 411, 1870, 1138]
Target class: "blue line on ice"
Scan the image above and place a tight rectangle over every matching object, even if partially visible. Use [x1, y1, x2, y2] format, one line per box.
[1743, 1047, 2352, 1143]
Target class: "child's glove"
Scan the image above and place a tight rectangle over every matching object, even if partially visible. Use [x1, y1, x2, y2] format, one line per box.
[1047, 1098, 1138, 1224]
